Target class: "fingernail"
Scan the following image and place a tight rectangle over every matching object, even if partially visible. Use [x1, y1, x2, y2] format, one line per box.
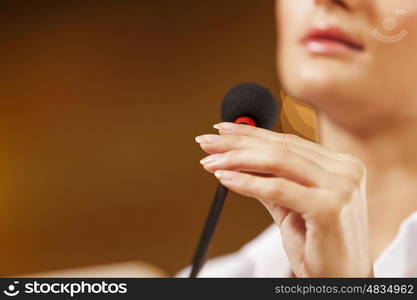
[200, 154, 226, 166]
[214, 170, 237, 181]
[195, 134, 222, 144]
[213, 122, 235, 131]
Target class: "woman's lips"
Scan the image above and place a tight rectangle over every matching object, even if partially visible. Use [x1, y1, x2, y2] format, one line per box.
[301, 26, 364, 55]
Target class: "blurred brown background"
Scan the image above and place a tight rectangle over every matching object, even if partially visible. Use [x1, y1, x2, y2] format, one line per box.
[0, 0, 315, 276]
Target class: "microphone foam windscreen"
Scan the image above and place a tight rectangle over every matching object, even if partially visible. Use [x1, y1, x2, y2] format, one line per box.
[221, 83, 279, 129]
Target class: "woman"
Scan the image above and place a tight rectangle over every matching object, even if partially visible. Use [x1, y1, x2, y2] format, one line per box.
[185, 0, 417, 277]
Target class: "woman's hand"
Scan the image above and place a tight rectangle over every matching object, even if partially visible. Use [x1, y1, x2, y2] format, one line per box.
[195, 122, 373, 277]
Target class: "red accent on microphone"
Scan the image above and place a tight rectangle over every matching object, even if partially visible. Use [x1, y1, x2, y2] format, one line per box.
[234, 116, 257, 127]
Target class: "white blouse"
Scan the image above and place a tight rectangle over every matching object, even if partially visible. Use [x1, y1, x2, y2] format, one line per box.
[177, 211, 417, 277]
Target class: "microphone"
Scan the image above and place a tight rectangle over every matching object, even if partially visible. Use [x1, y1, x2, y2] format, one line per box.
[189, 83, 278, 278]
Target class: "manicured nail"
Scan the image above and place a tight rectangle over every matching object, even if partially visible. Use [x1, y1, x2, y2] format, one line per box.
[213, 122, 236, 131]
[214, 170, 237, 181]
[195, 134, 222, 144]
[200, 154, 226, 166]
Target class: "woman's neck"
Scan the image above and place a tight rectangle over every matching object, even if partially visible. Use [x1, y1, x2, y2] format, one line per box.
[318, 114, 417, 259]
[319, 113, 417, 172]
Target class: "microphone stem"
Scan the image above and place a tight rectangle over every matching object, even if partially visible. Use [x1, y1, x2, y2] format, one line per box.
[189, 183, 229, 278]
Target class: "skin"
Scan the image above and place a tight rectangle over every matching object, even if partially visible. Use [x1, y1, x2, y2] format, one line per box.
[196, 0, 417, 277]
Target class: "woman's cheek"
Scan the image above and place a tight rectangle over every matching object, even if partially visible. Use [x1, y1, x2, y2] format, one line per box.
[370, 1, 417, 103]
[373, 0, 417, 41]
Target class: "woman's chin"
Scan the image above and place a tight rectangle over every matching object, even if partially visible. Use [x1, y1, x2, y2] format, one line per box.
[279, 71, 379, 130]
[281, 64, 366, 105]
[278, 58, 369, 107]
[281, 76, 342, 109]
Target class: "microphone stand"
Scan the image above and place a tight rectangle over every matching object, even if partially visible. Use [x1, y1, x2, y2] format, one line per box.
[189, 183, 229, 278]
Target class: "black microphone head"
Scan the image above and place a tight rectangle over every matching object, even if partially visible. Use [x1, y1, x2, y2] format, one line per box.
[221, 83, 278, 130]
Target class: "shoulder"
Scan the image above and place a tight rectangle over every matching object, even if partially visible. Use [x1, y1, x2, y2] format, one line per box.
[375, 211, 417, 277]
[176, 224, 292, 277]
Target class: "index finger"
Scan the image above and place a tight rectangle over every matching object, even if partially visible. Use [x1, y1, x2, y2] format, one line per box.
[213, 122, 349, 161]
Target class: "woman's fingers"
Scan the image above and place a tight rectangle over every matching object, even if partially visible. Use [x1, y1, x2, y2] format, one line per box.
[195, 134, 268, 154]
[213, 122, 354, 162]
[214, 170, 323, 217]
[201, 148, 332, 187]
[197, 129, 360, 179]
